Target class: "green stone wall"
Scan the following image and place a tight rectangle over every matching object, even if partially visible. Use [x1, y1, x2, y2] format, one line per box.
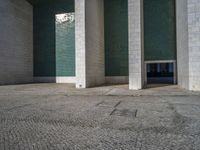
[56, 14, 75, 76]
[33, 0, 75, 77]
[33, 0, 175, 78]
[144, 0, 176, 61]
[104, 0, 129, 76]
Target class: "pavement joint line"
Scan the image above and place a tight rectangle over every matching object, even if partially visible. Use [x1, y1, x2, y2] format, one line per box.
[95, 101, 104, 107]
[135, 109, 138, 118]
[110, 108, 117, 116]
[104, 88, 115, 95]
[114, 101, 121, 108]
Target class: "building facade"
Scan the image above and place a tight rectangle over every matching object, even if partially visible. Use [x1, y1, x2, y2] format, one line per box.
[0, 0, 200, 91]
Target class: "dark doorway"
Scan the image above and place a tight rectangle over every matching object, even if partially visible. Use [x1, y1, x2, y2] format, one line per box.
[147, 63, 174, 84]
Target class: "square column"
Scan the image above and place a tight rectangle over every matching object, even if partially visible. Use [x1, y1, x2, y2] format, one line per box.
[176, 0, 200, 91]
[176, 0, 189, 90]
[128, 0, 144, 90]
[187, 0, 200, 91]
[75, 0, 105, 88]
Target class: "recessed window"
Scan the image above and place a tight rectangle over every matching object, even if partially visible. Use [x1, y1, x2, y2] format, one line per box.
[147, 63, 174, 84]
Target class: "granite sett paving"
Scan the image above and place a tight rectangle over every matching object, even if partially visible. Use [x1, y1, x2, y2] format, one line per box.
[0, 84, 200, 150]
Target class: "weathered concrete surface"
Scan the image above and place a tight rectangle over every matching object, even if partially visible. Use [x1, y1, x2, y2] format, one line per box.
[128, 0, 144, 90]
[0, 83, 197, 96]
[176, 0, 189, 90]
[75, 0, 105, 88]
[187, 0, 200, 91]
[0, 0, 33, 85]
[0, 84, 200, 150]
[176, 0, 200, 91]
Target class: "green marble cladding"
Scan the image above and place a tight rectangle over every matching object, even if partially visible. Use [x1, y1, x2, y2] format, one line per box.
[33, 0, 175, 78]
[33, 0, 75, 77]
[104, 0, 129, 76]
[144, 0, 176, 61]
[56, 16, 75, 76]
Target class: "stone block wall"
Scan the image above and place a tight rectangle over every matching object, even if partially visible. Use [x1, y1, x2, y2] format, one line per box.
[187, 0, 200, 91]
[176, 0, 189, 89]
[75, 0, 105, 88]
[75, 0, 86, 88]
[0, 0, 33, 85]
[128, 0, 144, 90]
[177, 0, 200, 91]
[104, 0, 129, 77]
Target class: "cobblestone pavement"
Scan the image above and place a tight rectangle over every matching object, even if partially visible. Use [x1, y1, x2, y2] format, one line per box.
[0, 84, 200, 150]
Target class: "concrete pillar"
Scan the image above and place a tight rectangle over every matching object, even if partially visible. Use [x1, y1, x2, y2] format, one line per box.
[75, 0, 105, 88]
[187, 0, 200, 91]
[75, 0, 86, 88]
[128, 0, 144, 90]
[176, 0, 200, 91]
[176, 0, 189, 90]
